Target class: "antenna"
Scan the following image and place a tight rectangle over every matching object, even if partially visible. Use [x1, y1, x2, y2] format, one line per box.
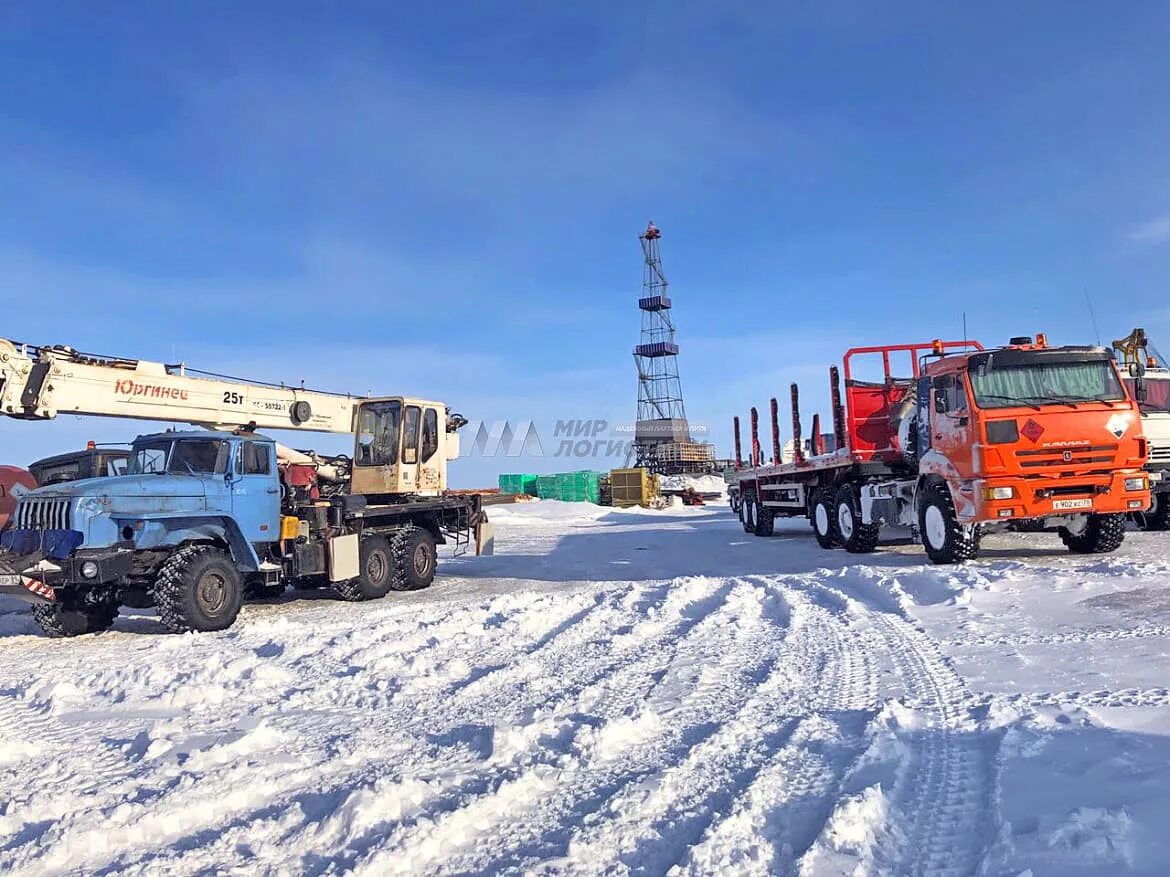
[962, 312, 968, 348]
[1085, 287, 1101, 345]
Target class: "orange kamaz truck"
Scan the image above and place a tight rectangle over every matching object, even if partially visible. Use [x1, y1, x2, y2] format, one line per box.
[730, 336, 1151, 563]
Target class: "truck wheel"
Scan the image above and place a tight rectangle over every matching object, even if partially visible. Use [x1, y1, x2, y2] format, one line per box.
[1135, 493, 1170, 531]
[753, 502, 775, 537]
[811, 490, 839, 549]
[836, 484, 880, 553]
[31, 600, 118, 638]
[1060, 513, 1126, 554]
[333, 535, 395, 602]
[391, 527, 437, 591]
[919, 482, 979, 564]
[155, 545, 244, 633]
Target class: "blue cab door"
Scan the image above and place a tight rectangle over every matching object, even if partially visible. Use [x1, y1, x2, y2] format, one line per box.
[231, 440, 281, 544]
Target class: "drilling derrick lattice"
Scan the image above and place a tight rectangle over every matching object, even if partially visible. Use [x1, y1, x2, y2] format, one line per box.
[631, 222, 714, 475]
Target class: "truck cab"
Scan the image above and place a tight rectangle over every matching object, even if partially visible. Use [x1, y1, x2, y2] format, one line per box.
[0, 430, 280, 635]
[910, 337, 1150, 560]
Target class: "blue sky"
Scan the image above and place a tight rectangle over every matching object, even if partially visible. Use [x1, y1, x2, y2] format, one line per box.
[2, 2, 1170, 486]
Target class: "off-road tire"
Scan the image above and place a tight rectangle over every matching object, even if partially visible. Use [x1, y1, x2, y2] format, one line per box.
[753, 501, 775, 537]
[31, 600, 118, 638]
[811, 489, 839, 549]
[741, 492, 757, 534]
[391, 527, 438, 591]
[1135, 493, 1170, 532]
[836, 484, 881, 554]
[333, 535, 395, 602]
[1060, 513, 1127, 554]
[155, 544, 244, 633]
[919, 482, 980, 564]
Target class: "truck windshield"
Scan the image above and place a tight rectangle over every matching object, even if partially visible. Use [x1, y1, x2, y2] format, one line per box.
[129, 440, 230, 475]
[970, 360, 1125, 409]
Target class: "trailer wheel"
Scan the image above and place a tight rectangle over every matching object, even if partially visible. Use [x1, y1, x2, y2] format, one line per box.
[391, 527, 437, 591]
[919, 482, 979, 564]
[753, 502, 775, 537]
[1135, 493, 1170, 532]
[154, 545, 244, 633]
[1060, 513, 1126, 554]
[835, 484, 880, 553]
[741, 492, 757, 534]
[31, 599, 118, 638]
[809, 490, 838, 549]
[334, 535, 395, 602]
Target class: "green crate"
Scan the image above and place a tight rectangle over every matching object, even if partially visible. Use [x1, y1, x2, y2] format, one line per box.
[498, 473, 539, 496]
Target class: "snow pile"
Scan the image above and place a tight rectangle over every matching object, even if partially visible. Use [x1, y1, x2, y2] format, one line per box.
[0, 509, 1169, 874]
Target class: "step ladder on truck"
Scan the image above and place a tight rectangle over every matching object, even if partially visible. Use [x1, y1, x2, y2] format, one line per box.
[729, 336, 1151, 563]
[0, 337, 493, 637]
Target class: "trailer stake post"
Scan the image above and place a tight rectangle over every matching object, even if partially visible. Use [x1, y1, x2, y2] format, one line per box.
[769, 398, 781, 464]
[790, 383, 805, 464]
[733, 416, 743, 467]
[830, 365, 845, 451]
[750, 407, 761, 468]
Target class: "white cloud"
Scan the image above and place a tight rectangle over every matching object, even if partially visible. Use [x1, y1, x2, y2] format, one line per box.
[1128, 215, 1170, 245]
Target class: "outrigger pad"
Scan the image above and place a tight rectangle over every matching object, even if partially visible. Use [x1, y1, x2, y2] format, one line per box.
[1, 528, 83, 560]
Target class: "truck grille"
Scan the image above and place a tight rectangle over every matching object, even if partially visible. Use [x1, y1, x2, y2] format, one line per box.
[15, 498, 72, 530]
[1015, 444, 1118, 469]
[1150, 443, 1170, 465]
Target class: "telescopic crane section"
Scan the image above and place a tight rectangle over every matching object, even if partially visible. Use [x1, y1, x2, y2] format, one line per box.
[0, 338, 360, 433]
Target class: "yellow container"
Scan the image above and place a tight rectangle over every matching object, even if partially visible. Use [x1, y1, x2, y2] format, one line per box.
[281, 516, 301, 540]
[609, 468, 660, 508]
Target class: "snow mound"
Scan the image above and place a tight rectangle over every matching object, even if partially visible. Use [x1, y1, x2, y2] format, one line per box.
[660, 474, 728, 495]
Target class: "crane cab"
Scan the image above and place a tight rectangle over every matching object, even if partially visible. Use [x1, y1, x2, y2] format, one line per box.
[350, 397, 454, 496]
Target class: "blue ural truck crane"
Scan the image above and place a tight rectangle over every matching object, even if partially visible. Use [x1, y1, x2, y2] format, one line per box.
[0, 338, 492, 637]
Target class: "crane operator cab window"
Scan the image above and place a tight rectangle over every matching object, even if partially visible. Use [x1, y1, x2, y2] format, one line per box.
[357, 401, 402, 467]
[402, 406, 421, 465]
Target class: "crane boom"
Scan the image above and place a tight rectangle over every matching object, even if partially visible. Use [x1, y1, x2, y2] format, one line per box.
[0, 338, 362, 433]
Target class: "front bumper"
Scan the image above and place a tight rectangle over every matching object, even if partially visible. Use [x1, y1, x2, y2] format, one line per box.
[0, 546, 134, 605]
[970, 470, 1151, 522]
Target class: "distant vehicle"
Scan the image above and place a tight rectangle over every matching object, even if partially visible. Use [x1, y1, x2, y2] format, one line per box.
[0, 466, 36, 529]
[1113, 328, 1170, 530]
[28, 445, 131, 486]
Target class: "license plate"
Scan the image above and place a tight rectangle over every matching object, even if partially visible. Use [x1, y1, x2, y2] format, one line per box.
[0, 574, 20, 587]
[1052, 498, 1093, 510]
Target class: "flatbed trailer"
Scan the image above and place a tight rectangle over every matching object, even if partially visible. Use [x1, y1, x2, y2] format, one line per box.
[729, 338, 1151, 563]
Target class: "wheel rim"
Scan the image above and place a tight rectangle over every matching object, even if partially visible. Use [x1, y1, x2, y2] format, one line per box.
[196, 571, 228, 615]
[815, 503, 829, 535]
[838, 502, 854, 540]
[413, 543, 433, 577]
[924, 505, 948, 549]
[366, 550, 388, 585]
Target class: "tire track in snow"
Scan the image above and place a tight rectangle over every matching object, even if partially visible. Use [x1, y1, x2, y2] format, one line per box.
[946, 623, 1170, 649]
[346, 579, 789, 876]
[82, 578, 745, 876]
[801, 578, 1000, 877]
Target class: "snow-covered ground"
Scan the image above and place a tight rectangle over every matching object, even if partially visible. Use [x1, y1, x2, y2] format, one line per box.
[1, 501, 1169, 876]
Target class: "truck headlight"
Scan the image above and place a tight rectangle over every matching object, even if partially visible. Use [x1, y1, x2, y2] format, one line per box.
[1125, 477, 1147, 491]
[983, 486, 1014, 500]
[80, 561, 99, 579]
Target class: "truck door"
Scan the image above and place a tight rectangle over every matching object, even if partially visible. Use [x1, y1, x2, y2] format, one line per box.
[418, 407, 442, 491]
[930, 372, 975, 477]
[399, 405, 421, 492]
[231, 441, 281, 543]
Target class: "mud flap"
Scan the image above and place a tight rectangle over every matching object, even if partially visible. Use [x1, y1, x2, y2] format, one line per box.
[475, 520, 495, 556]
